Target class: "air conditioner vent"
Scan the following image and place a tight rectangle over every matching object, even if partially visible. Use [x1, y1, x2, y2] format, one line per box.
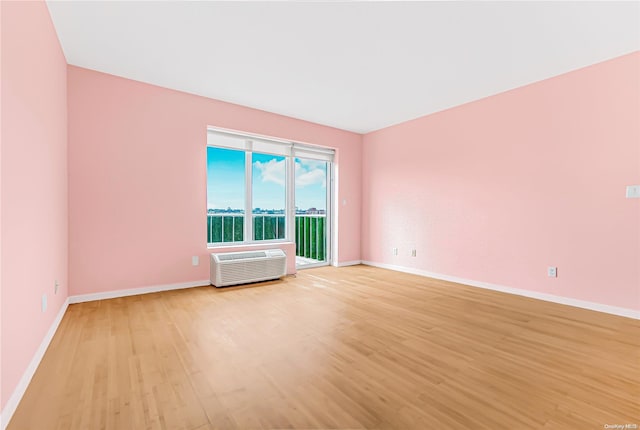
[210, 249, 286, 287]
[217, 251, 267, 261]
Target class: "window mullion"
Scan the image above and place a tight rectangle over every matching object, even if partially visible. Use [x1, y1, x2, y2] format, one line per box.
[286, 156, 295, 242]
[245, 144, 253, 242]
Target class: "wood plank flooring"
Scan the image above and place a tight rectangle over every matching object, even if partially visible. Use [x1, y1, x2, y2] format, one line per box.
[7, 265, 640, 429]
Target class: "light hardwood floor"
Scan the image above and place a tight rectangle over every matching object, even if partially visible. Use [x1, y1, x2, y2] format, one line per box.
[7, 265, 640, 429]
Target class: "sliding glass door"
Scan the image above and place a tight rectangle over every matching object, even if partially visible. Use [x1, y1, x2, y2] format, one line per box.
[295, 158, 331, 268]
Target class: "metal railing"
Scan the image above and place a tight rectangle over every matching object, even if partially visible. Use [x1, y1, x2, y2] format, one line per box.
[207, 214, 245, 243]
[295, 215, 326, 262]
[207, 214, 325, 261]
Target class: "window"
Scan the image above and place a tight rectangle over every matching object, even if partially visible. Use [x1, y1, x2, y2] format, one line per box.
[207, 129, 334, 249]
[252, 152, 286, 241]
[206, 147, 245, 243]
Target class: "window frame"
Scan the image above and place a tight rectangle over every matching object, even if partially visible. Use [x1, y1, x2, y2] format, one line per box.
[247, 149, 288, 243]
[206, 128, 334, 250]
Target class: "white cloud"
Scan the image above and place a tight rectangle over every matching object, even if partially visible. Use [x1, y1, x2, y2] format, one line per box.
[254, 159, 285, 186]
[253, 158, 326, 187]
[295, 160, 326, 187]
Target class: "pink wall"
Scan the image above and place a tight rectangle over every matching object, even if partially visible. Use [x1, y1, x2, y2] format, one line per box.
[362, 52, 640, 310]
[0, 0, 3, 411]
[67, 66, 362, 296]
[1, 1, 68, 409]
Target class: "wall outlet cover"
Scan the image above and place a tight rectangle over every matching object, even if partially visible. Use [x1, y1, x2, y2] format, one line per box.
[626, 185, 640, 199]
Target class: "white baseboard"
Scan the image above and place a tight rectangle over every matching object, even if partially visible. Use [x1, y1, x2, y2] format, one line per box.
[1, 297, 70, 430]
[334, 260, 362, 268]
[68, 280, 210, 304]
[361, 261, 640, 320]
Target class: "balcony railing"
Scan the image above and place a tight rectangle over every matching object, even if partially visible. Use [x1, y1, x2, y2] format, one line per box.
[207, 214, 325, 261]
[295, 215, 325, 262]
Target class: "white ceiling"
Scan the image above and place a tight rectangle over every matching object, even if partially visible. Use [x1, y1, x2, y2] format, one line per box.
[47, 1, 639, 134]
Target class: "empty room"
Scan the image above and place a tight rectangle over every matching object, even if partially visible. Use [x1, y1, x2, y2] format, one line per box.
[1, 1, 639, 429]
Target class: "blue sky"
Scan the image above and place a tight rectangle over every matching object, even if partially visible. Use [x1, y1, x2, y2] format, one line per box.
[207, 147, 327, 211]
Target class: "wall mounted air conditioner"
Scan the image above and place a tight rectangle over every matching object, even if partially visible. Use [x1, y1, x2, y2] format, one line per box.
[210, 249, 287, 287]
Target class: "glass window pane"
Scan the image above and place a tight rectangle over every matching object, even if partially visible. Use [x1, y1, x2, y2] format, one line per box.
[295, 158, 328, 263]
[207, 147, 245, 243]
[295, 159, 327, 212]
[252, 152, 286, 241]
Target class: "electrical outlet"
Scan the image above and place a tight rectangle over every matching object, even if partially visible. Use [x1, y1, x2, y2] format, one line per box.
[54, 280, 59, 295]
[192, 256, 199, 266]
[548, 267, 557, 278]
[411, 249, 417, 257]
[392, 248, 398, 256]
[42, 294, 47, 313]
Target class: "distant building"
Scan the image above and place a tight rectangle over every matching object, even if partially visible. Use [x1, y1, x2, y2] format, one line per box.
[305, 208, 325, 215]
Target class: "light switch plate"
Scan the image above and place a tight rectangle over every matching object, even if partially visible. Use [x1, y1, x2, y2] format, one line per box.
[626, 185, 640, 199]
